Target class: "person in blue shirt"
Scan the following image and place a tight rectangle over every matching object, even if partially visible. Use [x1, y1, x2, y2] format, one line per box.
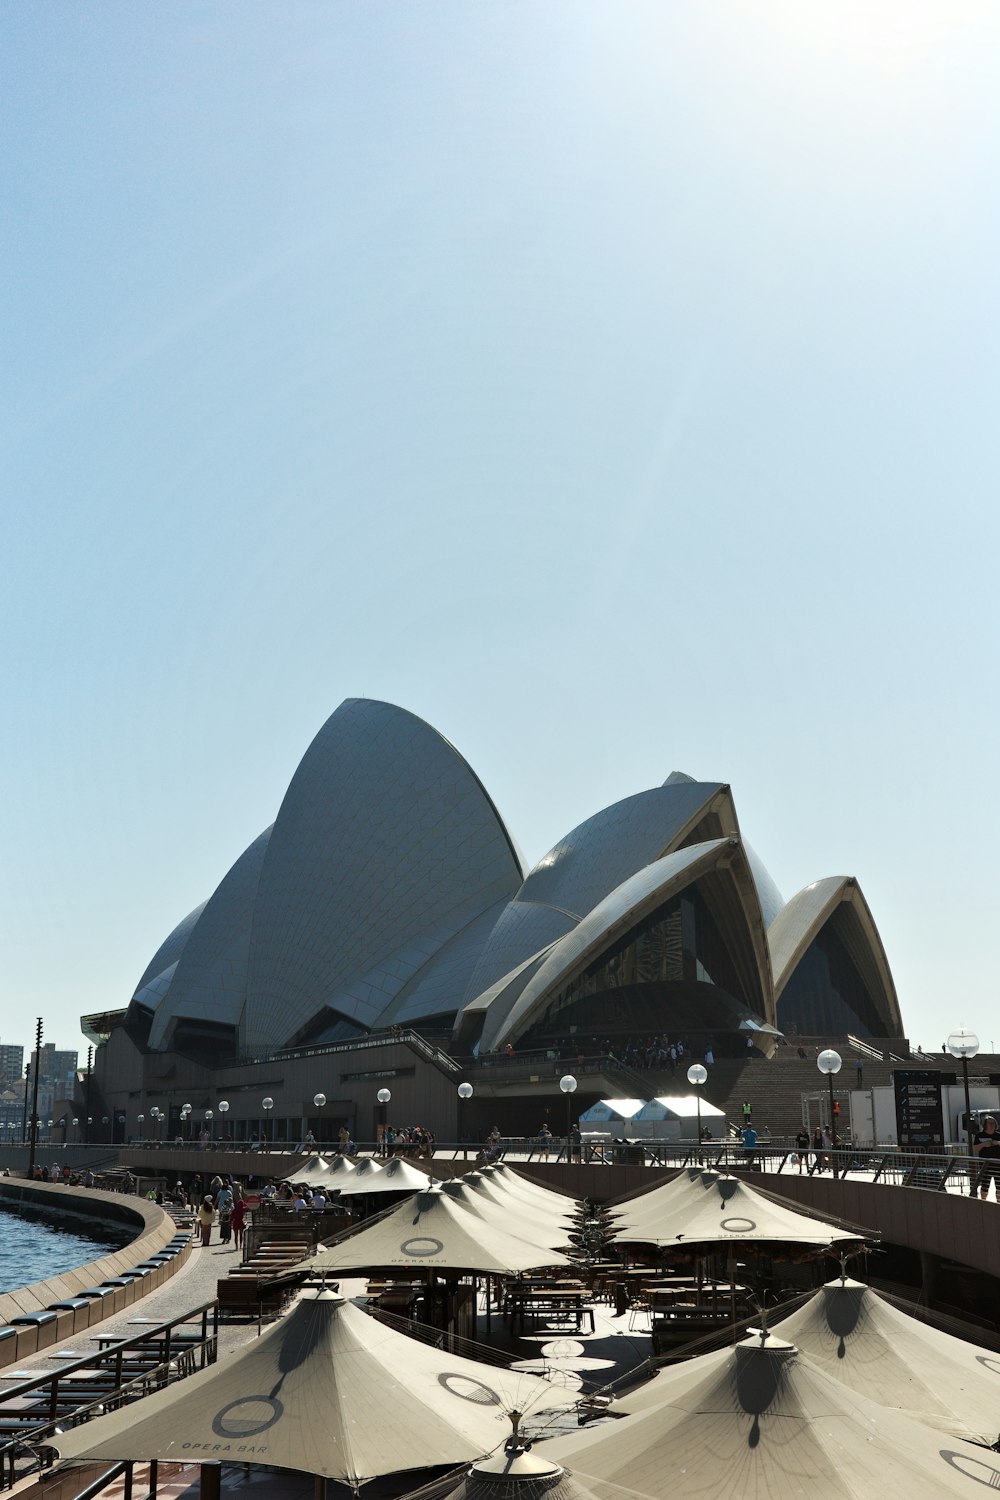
[741, 1123, 758, 1169]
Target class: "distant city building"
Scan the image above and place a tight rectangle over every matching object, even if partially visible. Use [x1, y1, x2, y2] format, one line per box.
[0, 1043, 24, 1088]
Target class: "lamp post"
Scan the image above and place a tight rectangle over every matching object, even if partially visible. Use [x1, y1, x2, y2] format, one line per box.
[72, 1117, 79, 1143]
[313, 1094, 326, 1149]
[218, 1100, 229, 1144]
[262, 1097, 274, 1147]
[182, 1103, 192, 1143]
[946, 1029, 980, 1196]
[457, 1082, 473, 1159]
[137, 1113, 144, 1143]
[27, 1018, 42, 1179]
[817, 1049, 842, 1179]
[687, 1063, 708, 1160]
[559, 1075, 578, 1163]
[376, 1088, 391, 1155]
[204, 1109, 214, 1145]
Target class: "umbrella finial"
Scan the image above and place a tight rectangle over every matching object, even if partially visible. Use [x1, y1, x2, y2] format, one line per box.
[505, 1409, 526, 1453]
[757, 1305, 769, 1344]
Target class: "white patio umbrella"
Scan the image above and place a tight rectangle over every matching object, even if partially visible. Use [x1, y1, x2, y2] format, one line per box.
[549, 1333, 1000, 1499]
[52, 1292, 565, 1488]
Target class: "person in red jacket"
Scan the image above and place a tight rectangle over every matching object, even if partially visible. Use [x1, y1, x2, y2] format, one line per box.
[229, 1195, 248, 1251]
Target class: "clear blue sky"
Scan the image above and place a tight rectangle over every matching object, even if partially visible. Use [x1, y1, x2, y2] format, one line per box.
[3, 2, 999, 1064]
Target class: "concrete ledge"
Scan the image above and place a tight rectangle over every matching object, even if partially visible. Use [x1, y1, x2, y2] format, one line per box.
[0, 1179, 191, 1366]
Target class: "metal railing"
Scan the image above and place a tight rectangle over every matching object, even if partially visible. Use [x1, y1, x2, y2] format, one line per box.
[0, 1299, 218, 1490]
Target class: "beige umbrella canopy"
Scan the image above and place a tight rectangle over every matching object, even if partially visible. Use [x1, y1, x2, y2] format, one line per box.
[604, 1166, 722, 1227]
[51, 1293, 564, 1488]
[482, 1166, 582, 1215]
[305, 1155, 357, 1185]
[465, 1172, 577, 1223]
[437, 1180, 572, 1255]
[432, 1438, 610, 1500]
[763, 1277, 1000, 1444]
[610, 1169, 870, 1251]
[352, 1156, 386, 1181]
[548, 1334, 1000, 1499]
[312, 1187, 574, 1275]
[352, 1156, 434, 1195]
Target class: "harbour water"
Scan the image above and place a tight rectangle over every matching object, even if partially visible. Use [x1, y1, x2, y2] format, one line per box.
[0, 1199, 131, 1293]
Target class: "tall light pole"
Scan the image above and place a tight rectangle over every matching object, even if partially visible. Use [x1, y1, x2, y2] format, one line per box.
[817, 1049, 842, 1179]
[457, 1081, 473, 1159]
[262, 1097, 274, 1146]
[218, 1100, 230, 1144]
[376, 1088, 391, 1154]
[946, 1029, 979, 1196]
[27, 1018, 43, 1179]
[688, 1063, 707, 1160]
[313, 1093, 327, 1148]
[559, 1075, 577, 1162]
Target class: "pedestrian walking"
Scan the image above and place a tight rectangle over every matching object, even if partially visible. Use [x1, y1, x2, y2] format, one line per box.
[197, 1196, 216, 1247]
[795, 1126, 810, 1173]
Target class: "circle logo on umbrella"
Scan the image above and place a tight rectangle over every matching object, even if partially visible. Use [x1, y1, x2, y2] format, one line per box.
[212, 1396, 285, 1439]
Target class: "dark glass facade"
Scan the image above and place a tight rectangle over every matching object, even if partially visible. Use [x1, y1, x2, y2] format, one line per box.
[521, 887, 764, 1046]
[778, 917, 886, 1037]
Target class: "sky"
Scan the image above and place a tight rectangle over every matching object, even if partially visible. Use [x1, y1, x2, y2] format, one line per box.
[2, 2, 999, 1065]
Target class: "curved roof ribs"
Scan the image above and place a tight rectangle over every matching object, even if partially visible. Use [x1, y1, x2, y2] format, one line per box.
[769, 877, 902, 1036]
[482, 837, 776, 1053]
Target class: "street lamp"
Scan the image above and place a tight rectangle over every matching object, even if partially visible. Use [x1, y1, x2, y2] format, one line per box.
[218, 1100, 229, 1142]
[137, 1113, 144, 1142]
[204, 1109, 214, 1142]
[181, 1103, 192, 1142]
[817, 1049, 842, 1179]
[376, 1089, 391, 1155]
[262, 1097, 274, 1146]
[313, 1094, 326, 1147]
[559, 1075, 578, 1162]
[687, 1063, 708, 1158]
[946, 1029, 980, 1196]
[72, 1118, 79, 1143]
[457, 1082, 473, 1158]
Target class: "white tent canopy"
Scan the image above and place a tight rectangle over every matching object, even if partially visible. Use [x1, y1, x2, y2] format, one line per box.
[577, 1099, 646, 1127]
[632, 1094, 725, 1122]
[52, 1292, 563, 1487]
[548, 1334, 1000, 1499]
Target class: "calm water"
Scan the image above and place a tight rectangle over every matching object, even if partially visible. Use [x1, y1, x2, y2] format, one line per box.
[0, 1200, 130, 1293]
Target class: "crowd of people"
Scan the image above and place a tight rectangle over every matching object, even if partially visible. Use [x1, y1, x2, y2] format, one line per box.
[374, 1123, 436, 1157]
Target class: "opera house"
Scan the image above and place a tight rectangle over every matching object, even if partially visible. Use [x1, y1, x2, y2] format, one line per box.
[84, 699, 903, 1143]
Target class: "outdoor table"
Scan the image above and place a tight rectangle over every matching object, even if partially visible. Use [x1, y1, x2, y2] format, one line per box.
[505, 1287, 595, 1335]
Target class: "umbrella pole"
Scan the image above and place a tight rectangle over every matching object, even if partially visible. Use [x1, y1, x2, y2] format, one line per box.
[314, 1477, 327, 1499]
[200, 1463, 221, 1499]
[149, 1459, 159, 1498]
